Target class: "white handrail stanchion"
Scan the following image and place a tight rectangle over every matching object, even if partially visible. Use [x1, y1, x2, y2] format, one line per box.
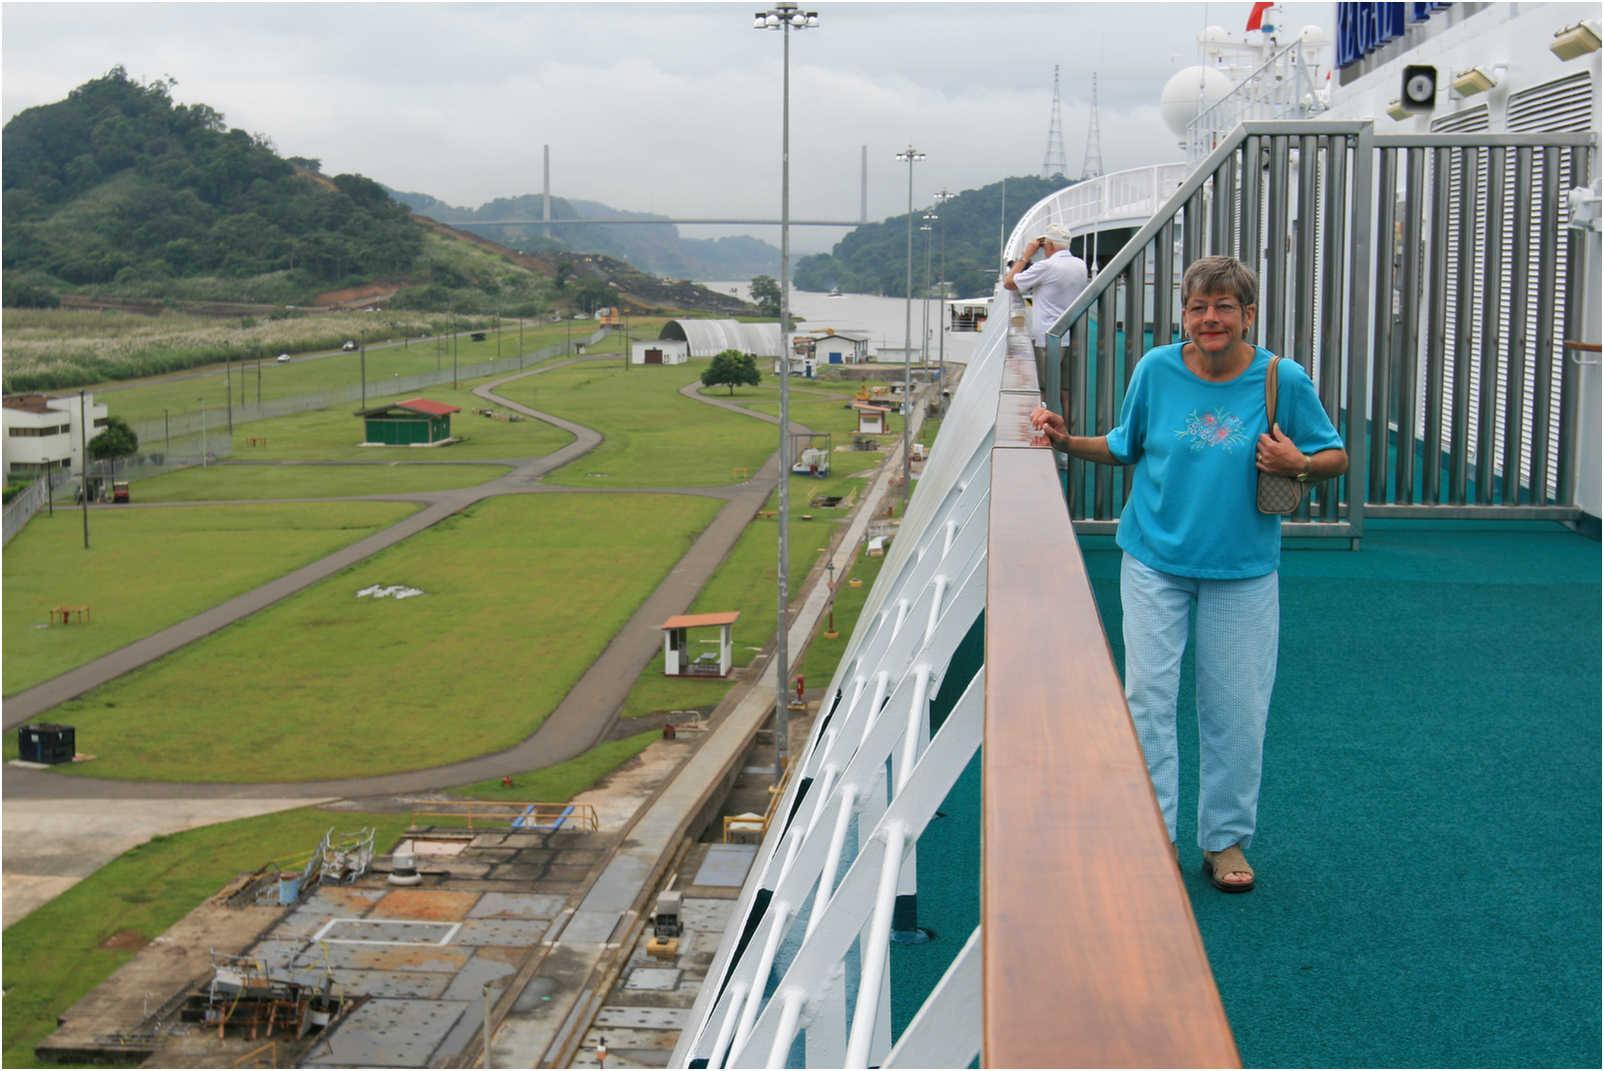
[844, 822, 906, 1069]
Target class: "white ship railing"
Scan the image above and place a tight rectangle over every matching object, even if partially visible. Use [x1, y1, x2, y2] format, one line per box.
[1043, 120, 1598, 529]
[673, 282, 1237, 1068]
[1007, 163, 1191, 252]
[1183, 38, 1329, 164]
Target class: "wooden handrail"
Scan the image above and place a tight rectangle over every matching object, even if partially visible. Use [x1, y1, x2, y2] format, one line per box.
[981, 321, 1239, 1067]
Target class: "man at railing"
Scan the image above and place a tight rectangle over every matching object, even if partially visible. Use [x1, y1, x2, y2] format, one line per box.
[1003, 223, 1089, 370]
[1030, 255, 1347, 893]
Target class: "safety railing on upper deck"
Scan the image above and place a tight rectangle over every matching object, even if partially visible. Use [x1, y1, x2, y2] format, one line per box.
[1012, 163, 1192, 249]
[1039, 119, 1597, 532]
[672, 275, 1237, 1068]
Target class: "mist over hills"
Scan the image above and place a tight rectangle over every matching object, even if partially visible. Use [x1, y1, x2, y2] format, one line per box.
[388, 189, 783, 281]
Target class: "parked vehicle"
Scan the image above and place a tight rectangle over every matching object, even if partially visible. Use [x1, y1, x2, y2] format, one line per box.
[342, 340, 357, 351]
[276, 353, 291, 363]
[112, 481, 130, 503]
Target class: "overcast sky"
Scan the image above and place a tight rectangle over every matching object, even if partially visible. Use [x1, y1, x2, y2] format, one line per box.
[2, 2, 1337, 253]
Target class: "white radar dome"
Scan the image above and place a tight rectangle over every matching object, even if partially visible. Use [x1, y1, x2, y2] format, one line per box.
[1160, 66, 1235, 136]
[1298, 24, 1331, 47]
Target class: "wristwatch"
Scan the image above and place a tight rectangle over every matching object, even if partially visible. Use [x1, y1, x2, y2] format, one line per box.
[1295, 456, 1312, 483]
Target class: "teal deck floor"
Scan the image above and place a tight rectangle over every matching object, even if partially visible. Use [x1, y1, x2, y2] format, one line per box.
[892, 518, 1600, 1068]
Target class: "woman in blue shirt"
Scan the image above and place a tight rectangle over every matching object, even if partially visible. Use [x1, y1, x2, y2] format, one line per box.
[1031, 256, 1347, 892]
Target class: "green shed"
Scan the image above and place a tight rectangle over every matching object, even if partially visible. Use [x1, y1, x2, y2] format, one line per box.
[356, 398, 461, 446]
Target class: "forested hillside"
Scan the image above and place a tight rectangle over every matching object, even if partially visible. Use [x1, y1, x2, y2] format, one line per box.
[1, 68, 758, 322]
[2, 68, 425, 306]
[390, 189, 781, 280]
[793, 175, 1069, 298]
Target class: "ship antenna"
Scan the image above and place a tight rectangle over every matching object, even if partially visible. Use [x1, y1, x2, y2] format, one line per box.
[1041, 64, 1069, 180]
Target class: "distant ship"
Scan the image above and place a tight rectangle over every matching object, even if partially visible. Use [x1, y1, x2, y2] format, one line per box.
[827, 286, 843, 297]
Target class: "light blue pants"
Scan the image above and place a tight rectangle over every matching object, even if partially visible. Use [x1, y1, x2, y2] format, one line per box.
[1120, 554, 1279, 851]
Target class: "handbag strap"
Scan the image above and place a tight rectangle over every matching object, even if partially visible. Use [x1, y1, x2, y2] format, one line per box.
[1265, 354, 1282, 429]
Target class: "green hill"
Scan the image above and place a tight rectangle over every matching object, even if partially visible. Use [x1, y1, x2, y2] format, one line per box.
[793, 175, 1071, 299]
[2, 67, 433, 308]
[1, 68, 753, 323]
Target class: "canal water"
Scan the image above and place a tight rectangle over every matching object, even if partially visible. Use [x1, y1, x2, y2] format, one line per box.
[701, 280, 981, 366]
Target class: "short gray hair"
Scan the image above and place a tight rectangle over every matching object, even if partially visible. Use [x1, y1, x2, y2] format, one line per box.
[1181, 256, 1257, 307]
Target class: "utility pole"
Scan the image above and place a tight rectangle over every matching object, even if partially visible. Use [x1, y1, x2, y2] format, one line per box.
[934, 188, 956, 401]
[360, 330, 367, 409]
[896, 145, 924, 507]
[79, 391, 90, 549]
[225, 355, 233, 433]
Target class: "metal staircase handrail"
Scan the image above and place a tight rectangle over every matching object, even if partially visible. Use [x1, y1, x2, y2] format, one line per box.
[1044, 119, 1373, 347]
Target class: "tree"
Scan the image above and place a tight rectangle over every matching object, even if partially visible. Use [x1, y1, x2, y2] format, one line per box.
[750, 274, 782, 317]
[702, 349, 761, 396]
[89, 415, 138, 470]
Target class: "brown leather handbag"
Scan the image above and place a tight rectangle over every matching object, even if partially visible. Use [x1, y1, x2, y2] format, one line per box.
[1256, 355, 1302, 516]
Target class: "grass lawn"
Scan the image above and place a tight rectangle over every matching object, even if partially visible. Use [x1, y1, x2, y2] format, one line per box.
[799, 547, 889, 683]
[615, 490, 864, 721]
[496, 361, 775, 488]
[710, 379, 903, 443]
[82, 320, 585, 430]
[447, 728, 660, 802]
[38, 493, 722, 782]
[132, 462, 511, 502]
[2, 501, 418, 695]
[214, 384, 573, 462]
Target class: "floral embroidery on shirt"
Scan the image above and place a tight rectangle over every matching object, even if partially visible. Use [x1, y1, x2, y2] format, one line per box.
[1176, 408, 1247, 452]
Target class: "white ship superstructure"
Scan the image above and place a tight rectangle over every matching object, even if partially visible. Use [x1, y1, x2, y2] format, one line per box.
[676, 4, 1599, 1067]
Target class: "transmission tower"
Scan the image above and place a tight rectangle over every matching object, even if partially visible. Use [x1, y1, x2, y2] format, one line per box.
[1041, 65, 1068, 180]
[1081, 72, 1105, 179]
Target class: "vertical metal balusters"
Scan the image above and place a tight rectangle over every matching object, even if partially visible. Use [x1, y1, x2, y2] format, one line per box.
[1532, 146, 1560, 504]
[1449, 146, 1476, 505]
[1395, 148, 1426, 506]
[1503, 147, 1532, 504]
[1476, 146, 1505, 504]
[1369, 147, 1399, 503]
[1265, 136, 1291, 355]
[1423, 147, 1451, 503]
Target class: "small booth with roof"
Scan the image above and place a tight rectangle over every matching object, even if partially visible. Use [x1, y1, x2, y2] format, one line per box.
[853, 402, 892, 435]
[355, 398, 461, 446]
[660, 611, 740, 678]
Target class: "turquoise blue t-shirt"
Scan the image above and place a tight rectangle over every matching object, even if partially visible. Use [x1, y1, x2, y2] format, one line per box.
[1104, 343, 1344, 579]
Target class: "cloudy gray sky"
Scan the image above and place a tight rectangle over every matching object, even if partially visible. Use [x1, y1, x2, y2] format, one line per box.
[2, 2, 1336, 253]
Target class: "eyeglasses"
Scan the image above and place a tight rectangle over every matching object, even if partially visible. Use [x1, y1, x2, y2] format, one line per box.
[1184, 300, 1245, 317]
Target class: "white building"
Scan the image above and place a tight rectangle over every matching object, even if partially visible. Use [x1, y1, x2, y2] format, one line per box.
[630, 339, 690, 365]
[2, 393, 107, 481]
[808, 331, 871, 365]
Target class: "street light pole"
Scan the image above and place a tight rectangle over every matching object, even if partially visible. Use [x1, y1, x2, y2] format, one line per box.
[79, 390, 90, 549]
[895, 145, 924, 507]
[934, 188, 955, 401]
[756, 0, 818, 782]
[919, 212, 936, 367]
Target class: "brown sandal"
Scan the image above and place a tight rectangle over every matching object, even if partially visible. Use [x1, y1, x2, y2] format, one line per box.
[1202, 844, 1255, 893]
